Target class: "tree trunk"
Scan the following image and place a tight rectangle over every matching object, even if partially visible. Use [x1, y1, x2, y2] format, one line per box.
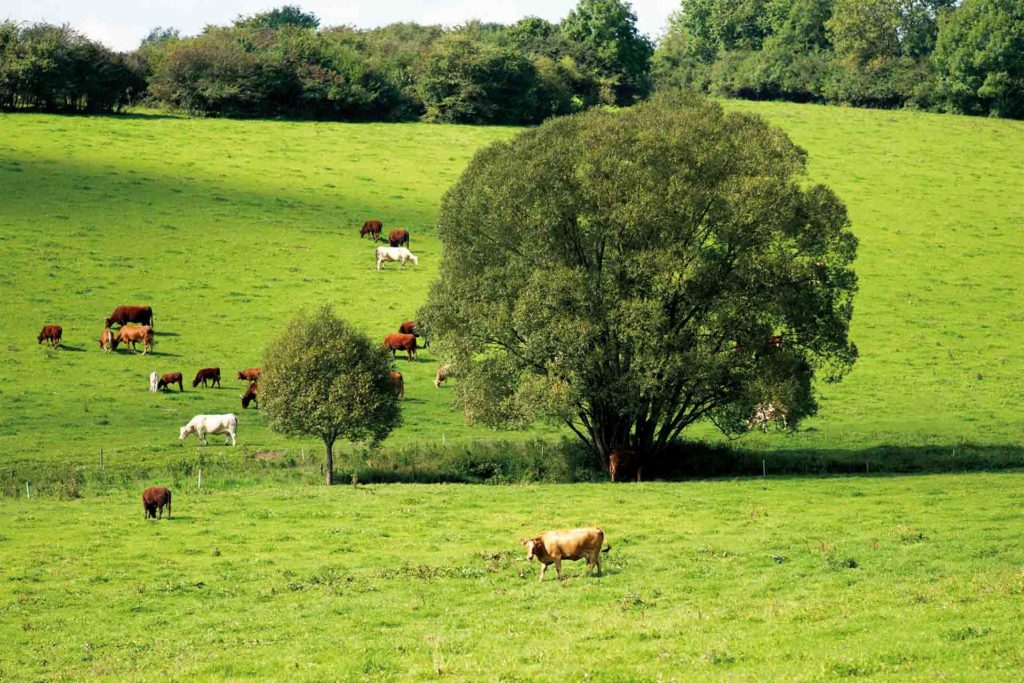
[324, 438, 335, 486]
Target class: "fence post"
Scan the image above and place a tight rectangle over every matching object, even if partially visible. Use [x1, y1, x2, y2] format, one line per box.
[762, 459, 766, 477]
[25, 481, 29, 499]
[198, 468, 202, 490]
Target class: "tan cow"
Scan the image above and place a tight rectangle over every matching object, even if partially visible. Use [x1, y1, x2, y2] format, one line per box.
[434, 364, 452, 389]
[389, 371, 404, 400]
[98, 327, 114, 353]
[113, 325, 153, 354]
[521, 527, 607, 581]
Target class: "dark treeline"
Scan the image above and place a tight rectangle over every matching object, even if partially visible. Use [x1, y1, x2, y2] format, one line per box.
[653, 0, 1024, 119]
[1, 0, 1021, 121]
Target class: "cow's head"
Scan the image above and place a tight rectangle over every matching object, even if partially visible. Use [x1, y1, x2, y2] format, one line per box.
[104, 316, 114, 327]
[178, 425, 192, 441]
[408, 253, 419, 266]
[521, 537, 545, 562]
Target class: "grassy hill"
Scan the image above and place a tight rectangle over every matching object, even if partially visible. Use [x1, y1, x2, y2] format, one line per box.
[1, 102, 1023, 468]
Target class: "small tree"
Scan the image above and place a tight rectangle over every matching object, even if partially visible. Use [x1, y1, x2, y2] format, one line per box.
[261, 304, 401, 485]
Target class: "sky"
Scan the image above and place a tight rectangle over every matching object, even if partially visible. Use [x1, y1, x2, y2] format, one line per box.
[2, 1, 681, 52]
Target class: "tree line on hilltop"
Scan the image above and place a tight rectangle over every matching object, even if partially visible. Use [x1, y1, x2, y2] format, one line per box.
[0, 0, 1021, 121]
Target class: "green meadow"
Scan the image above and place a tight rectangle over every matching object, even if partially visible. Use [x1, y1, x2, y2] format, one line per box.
[2, 473, 1022, 680]
[2, 102, 1024, 471]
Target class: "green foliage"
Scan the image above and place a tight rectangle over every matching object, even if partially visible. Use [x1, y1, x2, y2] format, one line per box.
[935, 0, 1024, 118]
[0, 21, 144, 113]
[561, 0, 654, 103]
[234, 5, 320, 30]
[261, 304, 401, 484]
[2, 473, 1022, 678]
[417, 33, 541, 124]
[424, 92, 857, 461]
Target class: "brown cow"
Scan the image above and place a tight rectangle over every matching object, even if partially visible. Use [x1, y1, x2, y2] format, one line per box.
[112, 325, 153, 354]
[388, 229, 410, 248]
[237, 367, 261, 382]
[389, 371, 404, 400]
[105, 305, 153, 329]
[383, 333, 417, 362]
[608, 449, 643, 483]
[767, 335, 783, 348]
[193, 367, 221, 388]
[37, 325, 62, 348]
[142, 486, 172, 519]
[361, 219, 383, 241]
[157, 372, 183, 392]
[98, 327, 114, 352]
[399, 320, 429, 348]
[521, 527, 608, 581]
[241, 382, 258, 409]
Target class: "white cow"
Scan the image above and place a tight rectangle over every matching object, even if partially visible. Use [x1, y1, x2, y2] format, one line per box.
[747, 402, 788, 432]
[376, 246, 419, 271]
[179, 414, 238, 446]
[149, 371, 159, 393]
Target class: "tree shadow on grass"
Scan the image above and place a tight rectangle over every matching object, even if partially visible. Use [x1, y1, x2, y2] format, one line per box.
[651, 442, 1024, 481]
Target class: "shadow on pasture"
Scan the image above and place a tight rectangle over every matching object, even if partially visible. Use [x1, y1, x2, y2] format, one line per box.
[146, 351, 180, 358]
[643, 442, 1024, 481]
[57, 345, 86, 352]
[156, 331, 180, 337]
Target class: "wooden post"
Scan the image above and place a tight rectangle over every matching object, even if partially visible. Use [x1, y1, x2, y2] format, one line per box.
[762, 459, 766, 477]
[25, 481, 30, 499]
[198, 468, 202, 490]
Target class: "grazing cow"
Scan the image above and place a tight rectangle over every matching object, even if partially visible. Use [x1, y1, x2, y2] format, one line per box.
[99, 327, 114, 352]
[193, 367, 221, 388]
[521, 527, 608, 582]
[383, 333, 417, 362]
[376, 246, 418, 271]
[37, 325, 62, 348]
[105, 305, 153, 329]
[112, 325, 154, 354]
[148, 371, 159, 393]
[389, 371, 404, 400]
[434, 364, 452, 389]
[747, 402, 788, 432]
[157, 372, 184, 392]
[241, 382, 258, 409]
[361, 219, 383, 241]
[142, 486, 172, 519]
[388, 229, 410, 248]
[767, 335, 783, 348]
[236, 367, 261, 382]
[608, 449, 643, 483]
[179, 414, 238, 446]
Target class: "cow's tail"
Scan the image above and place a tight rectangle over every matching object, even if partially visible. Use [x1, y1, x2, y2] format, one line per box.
[602, 544, 611, 554]
[167, 490, 171, 519]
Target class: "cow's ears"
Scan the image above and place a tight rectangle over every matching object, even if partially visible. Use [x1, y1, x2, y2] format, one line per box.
[520, 538, 528, 546]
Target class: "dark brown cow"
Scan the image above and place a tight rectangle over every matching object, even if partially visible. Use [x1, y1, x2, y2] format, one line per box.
[389, 371, 404, 400]
[388, 229, 410, 248]
[157, 372, 184, 392]
[193, 367, 221, 388]
[767, 335, 783, 348]
[608, 449, 643, 483]
[399, 320, 428, 348]
[37, 325, 62, 348]
[360, 220, 383, 241]
[142, 486, 172, 519]
[112, 325, 153, 354]
[237, 367, 261, 382]
[105, 305, 153, 329]
[241, 382, 258, 409]
[383, 333, 417, 362]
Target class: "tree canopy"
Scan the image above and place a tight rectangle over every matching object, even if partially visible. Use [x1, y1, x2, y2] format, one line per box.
[424, 92, 858, 463]
[260, 305, 401, 485]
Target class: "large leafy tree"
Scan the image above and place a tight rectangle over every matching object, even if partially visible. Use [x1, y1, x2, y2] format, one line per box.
[261, 305, 401, 485]
[935, 0, 1024, 118]
[561, 0, 654, 104]
[424, 92, 857, 465]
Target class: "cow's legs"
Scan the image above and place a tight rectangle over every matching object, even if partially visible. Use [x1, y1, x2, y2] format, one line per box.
[538, 564, 547, 582]
[555, 559, 563, 580]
